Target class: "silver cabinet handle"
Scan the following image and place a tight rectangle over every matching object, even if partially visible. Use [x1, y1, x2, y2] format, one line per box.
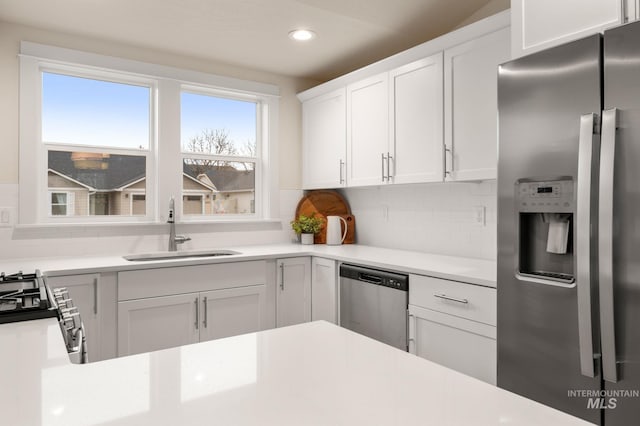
[203, 296, 208, 328]
[576, 112, 599, 378]
[599, 107, 618, 383]
[279, 263, 285, 291]
[381, 153, 387, 182]
[387, 152, 393, 180]
[407, 311, 415, 353]
[194, 298, 199, 330]
[339, 159, 345, 184]
[93, 276, 98, 315]
[444, 146, 453, 178]
[433, 293, 468, 304]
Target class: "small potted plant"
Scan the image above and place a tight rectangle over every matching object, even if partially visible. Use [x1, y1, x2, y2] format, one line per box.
[290, 213, 324, 245]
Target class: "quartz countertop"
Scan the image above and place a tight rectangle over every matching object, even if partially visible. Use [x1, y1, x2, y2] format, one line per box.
[0, 319, 591, 426]
[0, 243, 496, 287]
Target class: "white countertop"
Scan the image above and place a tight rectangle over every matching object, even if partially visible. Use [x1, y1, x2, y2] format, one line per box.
[0, 243, 496, 287]
[0, 319, 590, 426]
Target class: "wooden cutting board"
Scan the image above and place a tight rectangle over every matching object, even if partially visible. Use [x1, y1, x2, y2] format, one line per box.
[294, 190, 356, 244]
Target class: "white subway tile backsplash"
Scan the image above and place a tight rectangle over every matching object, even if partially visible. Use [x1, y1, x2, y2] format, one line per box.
[339, 181, 496, 260]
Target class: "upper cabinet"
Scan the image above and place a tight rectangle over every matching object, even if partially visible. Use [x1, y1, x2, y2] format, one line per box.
[302, 88, 346, 189]
[511, 0, 637, 59]
[389, 54, 444, 184]
[298, 10, 510, 189]
[444, 27, 510, 182]
[347, 73, 390, 186]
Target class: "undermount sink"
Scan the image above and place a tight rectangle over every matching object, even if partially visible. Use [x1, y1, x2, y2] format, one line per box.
[123, 250, 241, 262]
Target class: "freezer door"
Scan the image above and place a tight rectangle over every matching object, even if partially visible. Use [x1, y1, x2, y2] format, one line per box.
[497, 34, 602, 424]
[602, 21, 640, 425]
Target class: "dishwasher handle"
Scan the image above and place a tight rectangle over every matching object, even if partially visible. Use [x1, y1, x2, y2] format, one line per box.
[359, 273, 383, 285]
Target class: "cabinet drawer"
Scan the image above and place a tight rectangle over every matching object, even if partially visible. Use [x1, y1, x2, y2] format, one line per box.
[119, 261, 267, 301]
[409, 274, 496, 326]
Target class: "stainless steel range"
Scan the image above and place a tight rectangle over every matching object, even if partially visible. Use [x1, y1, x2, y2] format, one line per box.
[0, 270, 88, 363]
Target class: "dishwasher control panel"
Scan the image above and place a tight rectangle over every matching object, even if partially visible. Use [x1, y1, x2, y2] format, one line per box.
[339, 264, 409, 291]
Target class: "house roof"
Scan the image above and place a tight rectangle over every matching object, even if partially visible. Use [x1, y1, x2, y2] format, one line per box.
[48, 151, 145, 191]
[48, 151, 254, 192]
[183, 163, 255, 192]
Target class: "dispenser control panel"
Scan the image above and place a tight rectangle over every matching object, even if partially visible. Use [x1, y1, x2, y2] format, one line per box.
[517, 179, 574, 213]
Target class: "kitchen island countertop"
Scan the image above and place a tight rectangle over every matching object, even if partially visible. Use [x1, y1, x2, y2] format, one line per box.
[0, 319, 591, 426]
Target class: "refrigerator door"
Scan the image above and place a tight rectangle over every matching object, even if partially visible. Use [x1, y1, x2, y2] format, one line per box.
[497, 35, 602, 424]
[602, 21, 640, 425]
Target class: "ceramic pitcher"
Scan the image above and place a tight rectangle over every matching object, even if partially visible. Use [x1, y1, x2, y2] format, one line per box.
[326, 216, 347, 245]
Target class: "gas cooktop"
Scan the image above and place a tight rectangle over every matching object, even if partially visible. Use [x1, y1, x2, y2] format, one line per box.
[0, 271, 58, 324]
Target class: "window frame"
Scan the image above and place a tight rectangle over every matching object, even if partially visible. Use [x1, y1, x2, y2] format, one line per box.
[19, 42, 280, 226]
[49, 191, 72, 216]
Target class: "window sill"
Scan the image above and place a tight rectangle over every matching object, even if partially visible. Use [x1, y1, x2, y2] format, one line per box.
[12, 219, 284, 240]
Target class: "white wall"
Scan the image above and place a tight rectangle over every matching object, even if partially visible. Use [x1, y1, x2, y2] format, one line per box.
[455, 0, 510, 29]
[340, 181, 497, 260]
[0, 21, 310, 260]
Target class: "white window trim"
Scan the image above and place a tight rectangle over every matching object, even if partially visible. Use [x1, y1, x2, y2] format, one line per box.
[19, 42, 280, 226]
[49, 191, 72, 217]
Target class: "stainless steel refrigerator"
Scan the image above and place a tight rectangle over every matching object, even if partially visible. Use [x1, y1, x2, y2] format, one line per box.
[497, 21, 640, 426]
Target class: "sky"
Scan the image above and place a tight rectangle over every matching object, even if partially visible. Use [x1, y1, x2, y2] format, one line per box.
[41, 72, 257, 153]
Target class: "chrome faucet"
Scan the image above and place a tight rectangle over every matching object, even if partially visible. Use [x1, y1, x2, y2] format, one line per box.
[168, 197, 191, 251]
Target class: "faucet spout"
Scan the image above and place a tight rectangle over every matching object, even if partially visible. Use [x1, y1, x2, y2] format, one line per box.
[167, 197, 189, 251]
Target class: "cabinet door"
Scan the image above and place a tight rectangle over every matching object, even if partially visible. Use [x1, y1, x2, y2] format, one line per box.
[347, 73, 390, 187]
[511, 0, 626, 59]
[276, 257, 311, 327]
[302, 88, 347, 189]
[118, 293, 199, 356]
[389, 54, 444, 184]
[199, 285, 267, 343]
[47, 274, 102, 361]
[311, 257, 337, 323]
[444, 27, 510, 182]
[409, 304, 496, 385]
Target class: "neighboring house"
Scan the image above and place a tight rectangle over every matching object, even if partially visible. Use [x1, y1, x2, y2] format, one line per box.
[47, 151, 255, 216]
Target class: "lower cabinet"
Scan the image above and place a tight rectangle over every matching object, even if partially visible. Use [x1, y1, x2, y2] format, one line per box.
[276, 257, 311, 327]
[118, 285, 266, 356]
[311, 257, 338, 323]
[117, 260, 272, 357]
[408, 274, 497, 385]
[46, 272, 117, 362]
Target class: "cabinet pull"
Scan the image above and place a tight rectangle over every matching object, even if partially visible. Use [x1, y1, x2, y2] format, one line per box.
[381, 153, 387, 182]
[433, 293, 468, 304]
[339, 159, 345, 184]
[194, 298, 199, 330]
[93, 276, 98, 315]
[203, 296, 208, 328]
[387, 152, 393, 180]
[280, 263, 285, 290]
[444, 146, 453, 177]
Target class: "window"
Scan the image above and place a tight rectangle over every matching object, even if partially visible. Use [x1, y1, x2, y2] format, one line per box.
[50, 192, 71, 216]
[19, 42, 279, 225]
[41, 71, 151, 220]
[181, 91, 258, 217]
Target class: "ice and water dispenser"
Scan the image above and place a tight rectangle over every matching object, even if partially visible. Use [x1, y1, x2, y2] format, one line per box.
[516, 178, 575, 286]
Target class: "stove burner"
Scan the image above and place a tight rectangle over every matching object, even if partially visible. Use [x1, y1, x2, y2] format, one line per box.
[0, 270, 57, 324]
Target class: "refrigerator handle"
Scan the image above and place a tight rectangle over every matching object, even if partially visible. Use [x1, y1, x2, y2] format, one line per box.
[576, 112, 598, 378]
[599, 107, 619, 383]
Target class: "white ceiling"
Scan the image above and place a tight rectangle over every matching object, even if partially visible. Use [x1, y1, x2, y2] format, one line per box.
[0, 0, 498, 82]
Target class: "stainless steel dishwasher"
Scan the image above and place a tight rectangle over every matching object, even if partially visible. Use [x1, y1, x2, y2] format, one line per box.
[339, 264, 409, 351]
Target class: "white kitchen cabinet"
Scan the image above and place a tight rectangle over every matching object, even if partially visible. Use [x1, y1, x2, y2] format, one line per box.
[118, 293, 200, 356]
[408, 274, 497, 384]
[311, 257, 337, 323]
[444, 27, 510, 182]
[117, 261, 273, 356]
[302, 88, 347, 189]
[346, 73, 390, 187]
[389, 53, 444, 184]
[276, 257, 311, 327]
[199, 285, 267, 342]
[46, 272, 117, 362]
[511, 0, 635, 59]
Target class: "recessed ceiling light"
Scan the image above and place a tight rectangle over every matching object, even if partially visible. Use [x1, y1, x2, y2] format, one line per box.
[288, 29, 316, 42]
